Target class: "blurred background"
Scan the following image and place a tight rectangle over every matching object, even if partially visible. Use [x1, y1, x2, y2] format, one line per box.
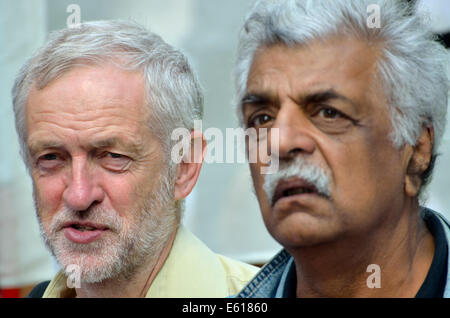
[0, 0, 449, 297]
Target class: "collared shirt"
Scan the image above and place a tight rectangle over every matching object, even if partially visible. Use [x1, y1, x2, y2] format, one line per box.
[236, 207, 450, 298]
[415, 209, 448, 297]
[41, 225, 258, 298]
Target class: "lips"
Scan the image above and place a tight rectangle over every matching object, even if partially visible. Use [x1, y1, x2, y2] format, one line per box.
[272, 178, 321, 206]
[62, 222, 109, 244]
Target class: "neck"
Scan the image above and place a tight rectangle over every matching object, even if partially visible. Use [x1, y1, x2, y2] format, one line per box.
[75, 227, 178, 298]
[290, 201, 435, 298]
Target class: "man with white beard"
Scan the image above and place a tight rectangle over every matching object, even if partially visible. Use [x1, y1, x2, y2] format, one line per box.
[13, 20, 257, 298]
[233, 0, 450, 297]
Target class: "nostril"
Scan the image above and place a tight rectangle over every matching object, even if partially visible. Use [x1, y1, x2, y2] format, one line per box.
[63, 179, 104, 212]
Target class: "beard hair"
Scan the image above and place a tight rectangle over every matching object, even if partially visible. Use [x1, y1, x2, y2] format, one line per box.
[35, 170, 177, 284]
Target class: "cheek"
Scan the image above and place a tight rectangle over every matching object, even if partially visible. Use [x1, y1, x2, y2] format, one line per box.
[102, 163, 163, 216]
[329, 137, 404, 213]
[102, 175, 138, 215]
[249, 162, 272, 217]
[32, 176, 66, 232]
[249, 163, 263, 196]
[33, 175, 65, 213]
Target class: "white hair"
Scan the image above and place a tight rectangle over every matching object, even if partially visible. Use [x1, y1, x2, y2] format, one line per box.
[12, 20, 203, 170]
[234, 0, 449, 189]
[263, 156, 331, 205]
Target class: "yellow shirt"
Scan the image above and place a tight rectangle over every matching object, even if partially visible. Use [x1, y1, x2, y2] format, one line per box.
[42, 225, 259, 297]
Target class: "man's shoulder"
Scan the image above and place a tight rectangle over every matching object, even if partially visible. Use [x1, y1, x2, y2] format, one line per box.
[147, 225, 259, 297]
[235, 249, 293, 298]
[177, 226, 259, 293]
[26, 281, 51, 298]
[216, 254, 259, 291]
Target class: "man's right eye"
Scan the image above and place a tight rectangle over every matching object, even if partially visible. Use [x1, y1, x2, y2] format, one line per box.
[37, 153, 63, 170]
[43, 153, 58, 161]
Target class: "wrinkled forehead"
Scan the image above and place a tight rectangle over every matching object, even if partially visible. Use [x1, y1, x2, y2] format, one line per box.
[25, 65, 152, 148]
[26, 64, 148, 121]
[243, 38, 385, 108]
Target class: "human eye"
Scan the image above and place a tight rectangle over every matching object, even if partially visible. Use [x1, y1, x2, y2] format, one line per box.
[317, 107, 342, 119]
[100, 152, 131, 172]
[310, 105, 355, 133]
[247, 113, 274, 129]
[36, 153, 64, 170]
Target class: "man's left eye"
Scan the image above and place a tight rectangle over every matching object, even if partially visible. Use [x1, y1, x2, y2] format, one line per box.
[101, 152, 131, 171]
[318, 108, 341, 119]
[108, 152, 124, 159]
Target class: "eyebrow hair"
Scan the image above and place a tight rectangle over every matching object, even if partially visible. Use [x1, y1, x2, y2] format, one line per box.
[89, 137, 143, 155]
[241, 88, 358, 112]
[241, 92, 272, 105]
[299, 89, 357, 110]
[28, 136, 143, 157]
[28, 140, 64, 157]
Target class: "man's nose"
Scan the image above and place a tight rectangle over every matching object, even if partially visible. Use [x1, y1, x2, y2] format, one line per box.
[62, 158, 105, 212]
[270, 103, 316, 160]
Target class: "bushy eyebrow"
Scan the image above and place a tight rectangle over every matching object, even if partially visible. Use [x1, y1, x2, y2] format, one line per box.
[241, 93, 273, 106]
[299, 89, 358, 111]
[241, 88, 358, 112]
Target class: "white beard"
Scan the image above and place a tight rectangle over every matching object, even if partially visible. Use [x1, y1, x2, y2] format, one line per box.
[36, 173, 177, 284]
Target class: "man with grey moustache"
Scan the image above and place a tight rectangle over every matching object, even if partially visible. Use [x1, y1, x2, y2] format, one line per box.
[13, 20, 258, 298]
[234, 0, 450, 297]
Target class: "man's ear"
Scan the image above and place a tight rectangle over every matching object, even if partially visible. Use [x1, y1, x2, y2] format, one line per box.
[404, 125, 434, 197]
[174, 130, 207, 201]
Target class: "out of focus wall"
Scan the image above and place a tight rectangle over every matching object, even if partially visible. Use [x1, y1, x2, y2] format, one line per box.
[0, 0, 54, 288]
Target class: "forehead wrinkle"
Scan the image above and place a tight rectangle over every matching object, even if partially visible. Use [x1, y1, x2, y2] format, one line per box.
[29, 102, 147, 124]
[28, 102, 150, 143]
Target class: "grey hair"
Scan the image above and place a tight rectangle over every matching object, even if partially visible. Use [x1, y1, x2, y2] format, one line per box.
[234, 0, 449, 190]
[12, 20, 203, 171]
[12, 20, 203, 221]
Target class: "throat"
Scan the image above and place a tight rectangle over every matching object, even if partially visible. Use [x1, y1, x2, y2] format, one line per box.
[291, 213, 435, 298]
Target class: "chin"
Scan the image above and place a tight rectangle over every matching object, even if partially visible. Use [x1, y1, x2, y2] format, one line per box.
[60, 250, 130, 284]
[268, 213, 342, 249]
[47, 234, 129, 284]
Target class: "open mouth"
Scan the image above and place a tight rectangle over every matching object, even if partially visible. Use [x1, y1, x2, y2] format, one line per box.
[70, 224, 100, 232]
[62, 222, 108, 232]
[272, 179, 320, 206]
[62, 222, 109, 244]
